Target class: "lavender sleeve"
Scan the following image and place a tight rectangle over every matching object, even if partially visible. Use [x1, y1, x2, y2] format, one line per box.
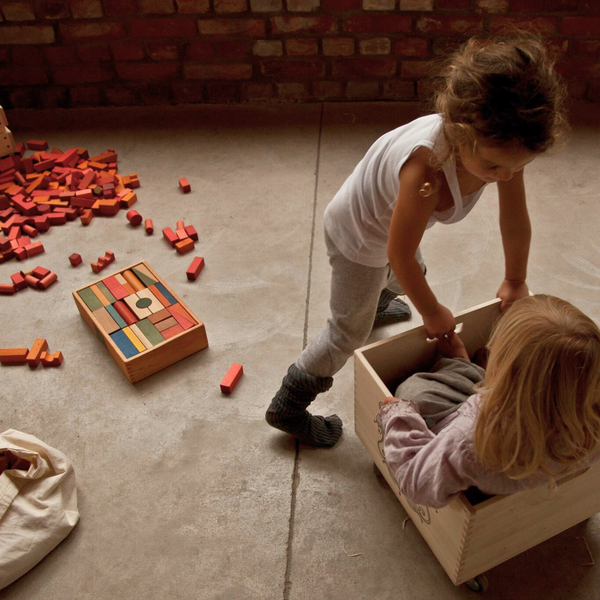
[376, 400, 478, 509]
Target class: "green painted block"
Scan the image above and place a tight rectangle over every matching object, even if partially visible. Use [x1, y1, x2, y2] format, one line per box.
[132, 267, 157, 287]
[136, 318, 165, 346]
[96, 280, 116, 304]
[78, 287, 103, 311]
[106, 303, 127, 328]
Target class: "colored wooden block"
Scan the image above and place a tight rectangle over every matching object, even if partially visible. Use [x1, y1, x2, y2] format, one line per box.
[145, 219, 153, 234]
[24, 274, 39, 288]
[175, 238, 195, 255]
[135, 319, 165, 346]
[26, 339, 49, 369]
[122, 269, 145, 292]
[176, 229, 188, 241]
[167, 305, 195, 330]
[0, 283, 16, 295]
[220, 363, 243, 394]
[153, 282, 177, 305]
[132, 265, 157, 287]
[27, 140, 49, 151]
[0, 348, 29, 365]
[148, 307, 171, 324]
[92, 306, 121, 335]
[73, 261, 208, 383]
[96, 281, 116, 304]
[168, 302, 197, 326]
[185, 225, 198, 241]
[40, 351, 64, 367]
[90, 284, 111, 306]
[178, 178, 191, 193]
[162, 227, 178, 247]
[80, 209, 93, 226]
[69, 253, 83, 267]
[126, 210, 142, 226]
[122, 327, 146, 353]
[154, 316, 177, 332]
[161, 323, 184, 340]
[77, 287, 104, 311]
[38, 272, 57, 290]
[24, 241, 45, 257]
[10, 272, 27, 291]
[113, 300, 138, 326]
[32, 266, 50, 279]
[136, 288, 164, 313]
[102, 276, 128, 300]
[120, 192, 137, 208]
[186, 256, 205, 281]
[124, 293, 152, 320]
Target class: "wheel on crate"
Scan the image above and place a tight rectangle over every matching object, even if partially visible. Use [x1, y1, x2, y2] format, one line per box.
[464, 574, 489, 592]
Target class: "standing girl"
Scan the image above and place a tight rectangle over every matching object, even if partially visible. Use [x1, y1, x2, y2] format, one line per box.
[266, 35, 568, 448]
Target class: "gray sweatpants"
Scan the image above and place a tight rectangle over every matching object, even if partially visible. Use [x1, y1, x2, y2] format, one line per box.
[296, 228, 424, 379]
[395, 357, 486, 427]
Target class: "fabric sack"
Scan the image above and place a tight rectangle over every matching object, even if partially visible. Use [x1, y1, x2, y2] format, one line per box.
[0, 429, 79, 590]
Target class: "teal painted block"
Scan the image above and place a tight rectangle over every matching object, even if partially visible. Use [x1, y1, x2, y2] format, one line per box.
[154, 282, 177, 305]
[106, 303, 127, 328]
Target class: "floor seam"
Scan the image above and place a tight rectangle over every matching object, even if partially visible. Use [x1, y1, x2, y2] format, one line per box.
[282, 102, 325, 600]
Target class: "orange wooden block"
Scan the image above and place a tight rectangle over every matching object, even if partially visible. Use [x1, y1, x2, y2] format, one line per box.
[26, 338, 48, 369]
[178, 178, 191, 193]
[122, 269, 145, 292]
[220, 363, 243, 394]
[40, 350, 64, 367]
[0, 348, 29, 365]
[80, 209, 93, 225]
[145, 218, 153, 234]
[161, 323, 184, 340]
[168, 302, 196, 326]
[148, 308, 171, 324]
[167, 305, 195, 330]
[148, 284, 172, 308]
[186, 256, 204, 281]
[175, 238, 194, 255]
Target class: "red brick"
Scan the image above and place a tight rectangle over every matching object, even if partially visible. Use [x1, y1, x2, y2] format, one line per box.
[491, 16, 556, 35]
[11, 45, 43, 64]
[241, 82, 275, 100]
[249, 0, 282, 9]
[509, 0, 577, 11]
[172, 81, 205, 102]
[102, 0, 137, 14]
[197, 18, 265, 36]
[431, 36, 469, 57]
[53, 64, 113, 85]
[261, 59, 325, 79]
[253, 40, 283, 56]
[416, 16, 483, 34]
[287, 0, 320, 10]
[70, 87, 102, 105]
[322, 0, 359, 9]
[213, 40, 249, 57]
[117, 62, 179, 80]
[0, 66, 48, 85]
[185, 63, 252, 79]
[37, 1, 70, 19]
[285, 38, 318, 56]
[177, 0, 210, 11]
[70, 0, 104, 18]
[394, 37, 429, 57]
[437, 0, 469, 6]
[2, 2, 36, 21]
[312, 80, 343, 98]
[111, 42, 145, 61]
[9, 88, 41, 108]
[61, 22, 126, 42]
[332, 58, 396, 78]
[130, 18, 197, 38]
[185, 41, 214, 59]
[383, 80, 415, 100]
[346, 80, 379, 100]
[272, 16, 335, 34]
[400, 60, 433, 78]
[147, 42, 180, 60]
[322, 37, 354, 56]
[364, 0, 395, 9]
[562, 17, 600, 36]
[475, 0, 508, 12]
[206, 83, 237, 102]
[139, 0, 176, 13]
[215, 0, 248, 12]
[45, 45, 78, 64]
[359, 38, 391, 56]
[343, 15, 411, 34]
[400, 0, 433, 7]
[277, 82, 310, 100]
[76, 44, 112, 62]
[0, 25, 55, 44]
[105, 86, 139, 105]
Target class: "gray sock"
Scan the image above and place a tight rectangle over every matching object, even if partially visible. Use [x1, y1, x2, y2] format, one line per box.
[374, 288, 412, 326]
[266, 364, 343, 448]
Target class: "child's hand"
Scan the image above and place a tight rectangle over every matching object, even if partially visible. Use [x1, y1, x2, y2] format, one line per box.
[384, 396, 399, 404]
[437, 331, 470, 360]
[422, 304, 455, 339]
[497, 279, 529, 311]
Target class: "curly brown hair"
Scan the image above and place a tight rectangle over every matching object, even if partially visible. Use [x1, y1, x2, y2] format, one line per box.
[433, 35, 569, 159]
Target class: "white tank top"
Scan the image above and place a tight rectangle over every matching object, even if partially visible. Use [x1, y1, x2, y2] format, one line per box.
[323, 114, 488, 268]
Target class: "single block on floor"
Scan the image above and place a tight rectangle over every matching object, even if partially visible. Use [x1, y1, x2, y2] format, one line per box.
[220, 363, 243, 394]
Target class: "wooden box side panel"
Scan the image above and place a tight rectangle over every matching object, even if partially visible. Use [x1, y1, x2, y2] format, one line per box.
[355, 351, 471, 584]
[456, 460, 600, 583]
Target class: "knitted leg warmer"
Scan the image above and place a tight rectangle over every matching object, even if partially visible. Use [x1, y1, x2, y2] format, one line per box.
[265, 364, 343, 448]
[374, 288, 412, 326]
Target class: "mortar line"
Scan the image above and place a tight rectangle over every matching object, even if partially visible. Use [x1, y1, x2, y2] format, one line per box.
[282, 102, 325, 600]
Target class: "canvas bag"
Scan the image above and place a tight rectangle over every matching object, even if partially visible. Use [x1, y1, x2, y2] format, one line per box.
[0, 429, 79, 590]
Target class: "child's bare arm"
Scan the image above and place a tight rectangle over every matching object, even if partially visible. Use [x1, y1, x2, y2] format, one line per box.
[437, 331, 470, 360]
[387, 150, 456, 338]
[497, 171, 531, 310]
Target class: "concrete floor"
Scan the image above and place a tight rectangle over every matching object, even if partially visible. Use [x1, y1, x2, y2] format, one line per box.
[1, 102, 599, 599]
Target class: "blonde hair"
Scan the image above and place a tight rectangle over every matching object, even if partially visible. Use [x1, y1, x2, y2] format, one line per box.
[474, 295, 600, 484]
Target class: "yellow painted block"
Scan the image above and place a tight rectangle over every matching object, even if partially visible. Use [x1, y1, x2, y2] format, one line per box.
[122, 326, 146, 353]
[130, 323, 152, 350]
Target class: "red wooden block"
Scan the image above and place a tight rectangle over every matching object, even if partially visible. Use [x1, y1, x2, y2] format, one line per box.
[105, 250, 115, 263]
[22, 224, 39, 238]
[14, 247, 27, 261]
[102, 276, 129, 300]
[91, 262, 103, 273]
[24, 241, 45, 257]
[32, 266, 51, 279]
[47, 212, 67, 226]
[69, 253, 82, 266]
[26, 140, 49, 151]
[162, 227, 178, 247]
[26, 338, 48, 369]
[0, 283, 17, 295]
[126, 209, 142, 226]
[184, 225, 198, 241]
[186, 256, 205, 281]
[0, 348, 29, 364]
[112, 300, 138, 326]
[176, 229, 188, 241]
[24, 274, 39, 289]
[80, 209, 93, 225]
[176, 220, 185, 230]
[175, 238, 194, 255]
[178, 178, 191, 193]
[220, 363, 243, 394]
[161, 323, 184, 340]
[145, 219, 153, 234]
[10, 272, 27, 290]
[38, 272, 57, 290]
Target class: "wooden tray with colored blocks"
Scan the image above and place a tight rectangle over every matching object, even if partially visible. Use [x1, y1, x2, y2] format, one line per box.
[73, 261, 208, 383]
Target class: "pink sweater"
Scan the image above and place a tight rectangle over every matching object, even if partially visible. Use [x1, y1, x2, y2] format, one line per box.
[376, 394, 594, 509]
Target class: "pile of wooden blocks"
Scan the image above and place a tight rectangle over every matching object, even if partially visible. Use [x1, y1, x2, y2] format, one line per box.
[0, 265, 58, 295]
[0, 338, 63, 368]
[0, 104, 141, 265]
[162, 219, 198, 255]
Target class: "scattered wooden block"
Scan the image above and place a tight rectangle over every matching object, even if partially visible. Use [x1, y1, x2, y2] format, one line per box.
[126, 209, 142, 226]
[184, 225, 198, 241]
[40, 350, 64, 367]
[69, 253, 83, 267]
[32, 266, 51, 279]
[0, 348, 29, 365]
[0, 283, 17, 295]
[145, 219, 153, 234]
[175, 238, 194, 255]
[26, 338, 48, 369]
[220, 363, 243, 394]
[178, 178, 191, 193]
[26, 140, 49, 151]
[186, 257, 205, 281]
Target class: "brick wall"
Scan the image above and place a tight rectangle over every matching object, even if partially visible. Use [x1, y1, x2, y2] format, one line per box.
[1, 0, 599, 108]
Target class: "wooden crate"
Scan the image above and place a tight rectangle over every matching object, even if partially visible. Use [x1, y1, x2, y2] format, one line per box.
[73, 261, 208, 384]
[355, 298, 600, 586]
